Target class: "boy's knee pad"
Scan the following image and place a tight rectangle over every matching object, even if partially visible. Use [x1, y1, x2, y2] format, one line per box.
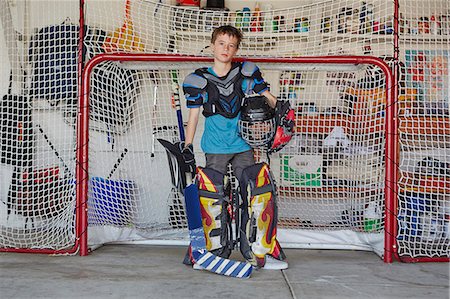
[239, 162, 279, 266]
[196, 167, 232, 258]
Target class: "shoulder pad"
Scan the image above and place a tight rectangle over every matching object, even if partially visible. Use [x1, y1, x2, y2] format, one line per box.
[241, 61, 259, 77]
[183, 73, 207, 90]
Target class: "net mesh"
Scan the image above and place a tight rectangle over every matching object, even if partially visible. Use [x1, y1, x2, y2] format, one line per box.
[397, 0, 450, 259]
[0, 0, 78, 251]
[85, 0, 395, 57]
[271, 63, 386, 232]
[0, 0, 448, 261]
[84, 60, 388, 251]
[86, 63, 183, 235]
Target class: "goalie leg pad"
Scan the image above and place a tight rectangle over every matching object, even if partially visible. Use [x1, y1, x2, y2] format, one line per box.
[196, 167, 232, 258]
[269, 239, 287, 261]
[239, 162, 281, 266]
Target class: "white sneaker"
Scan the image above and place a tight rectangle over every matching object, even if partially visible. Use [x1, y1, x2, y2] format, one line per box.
[192, 263, 203, 270]
[263, 255, 288, 270]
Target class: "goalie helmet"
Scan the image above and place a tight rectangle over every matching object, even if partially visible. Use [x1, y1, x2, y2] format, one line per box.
[238, 95, 276, 148]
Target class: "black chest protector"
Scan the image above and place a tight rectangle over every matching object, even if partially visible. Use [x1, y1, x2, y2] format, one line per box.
[195, 62, 247, 119]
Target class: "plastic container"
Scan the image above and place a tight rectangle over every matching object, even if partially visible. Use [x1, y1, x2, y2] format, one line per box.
[205, 0, 224, 9]
[235, 10, 243, 29]
[242, 7, 251, 31]
[419, 211, 441, 241]
[364, 202, 381, 232]
[89, 177, 135, 225]
[250, 2, 262, 32]
[262, 3, 273, 32]
[176, 0, 200, 7]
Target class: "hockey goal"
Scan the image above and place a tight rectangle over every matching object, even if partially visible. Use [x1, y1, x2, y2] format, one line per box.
[74, 54, 396, 261]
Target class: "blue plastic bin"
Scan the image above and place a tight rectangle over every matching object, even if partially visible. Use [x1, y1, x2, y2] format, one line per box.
[88, 177, 135, 225]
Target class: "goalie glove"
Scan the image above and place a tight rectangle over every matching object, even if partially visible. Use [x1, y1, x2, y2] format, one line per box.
[176, 142, 196, 174]
[269, 100, 295, 153]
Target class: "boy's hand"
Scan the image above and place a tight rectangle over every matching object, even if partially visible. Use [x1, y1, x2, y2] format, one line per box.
[177, 142, 196, 173]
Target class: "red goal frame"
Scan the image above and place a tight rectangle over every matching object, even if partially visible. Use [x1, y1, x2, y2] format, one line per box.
[77, 54, 397, 262]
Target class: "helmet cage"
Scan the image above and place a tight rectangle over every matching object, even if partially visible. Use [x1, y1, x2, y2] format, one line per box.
[239, 96, 276, 148]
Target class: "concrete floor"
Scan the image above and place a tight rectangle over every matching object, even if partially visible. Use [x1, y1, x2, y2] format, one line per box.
[0, 245, 448, 299]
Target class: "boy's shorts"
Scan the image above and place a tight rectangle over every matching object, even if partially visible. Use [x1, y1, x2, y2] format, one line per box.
[205, 150, 254, 181]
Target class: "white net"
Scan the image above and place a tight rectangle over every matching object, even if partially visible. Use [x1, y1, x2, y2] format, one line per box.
[84, 0, 395, 58]
[273, 64, 386, 232]
[397, 0, 450, 260]
[0, 0, 79, 251]
[0, 0, 448, 261]
[83, 59, 389, 256]
[86, 62, 184, 241]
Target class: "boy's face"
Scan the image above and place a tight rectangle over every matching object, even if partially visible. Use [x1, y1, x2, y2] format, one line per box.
[211, 33, 239, 64]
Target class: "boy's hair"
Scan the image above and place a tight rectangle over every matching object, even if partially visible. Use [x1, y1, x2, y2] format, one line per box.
[211, 25, 243, 48]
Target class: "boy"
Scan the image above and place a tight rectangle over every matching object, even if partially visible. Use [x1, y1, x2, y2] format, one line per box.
[181, 25, 287, 270]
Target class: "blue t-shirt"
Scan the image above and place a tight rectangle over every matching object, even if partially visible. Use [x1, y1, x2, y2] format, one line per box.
[183, 61, 268, 154]
[201, 113, 250, 154]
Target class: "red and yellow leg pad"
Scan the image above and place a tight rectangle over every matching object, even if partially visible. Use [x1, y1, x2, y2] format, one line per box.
[239, 162, 285, 267]
[196, 167, 232, 258]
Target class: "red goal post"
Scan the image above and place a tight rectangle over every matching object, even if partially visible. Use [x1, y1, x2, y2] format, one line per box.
[78, 54, 397, 261]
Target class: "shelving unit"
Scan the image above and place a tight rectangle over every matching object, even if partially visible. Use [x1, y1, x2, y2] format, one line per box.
[400, 35, 450, 44]
[279, 185, 382, 196]
[294, 115, 384, 135]
[168, 0, 398, 57]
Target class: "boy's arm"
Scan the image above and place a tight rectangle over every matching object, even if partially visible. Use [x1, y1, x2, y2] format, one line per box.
[260, 89, 278, 109]
[185, 107, 201, 146]
[247, 62, 276, 108]
[182, 71, 204, 146]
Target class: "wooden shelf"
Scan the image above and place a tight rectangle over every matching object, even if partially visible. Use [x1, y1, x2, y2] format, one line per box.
[294, 115, 349, 134]
[321, 32, 394, 41]
[398, 116, 450, 135]
[278, 185, 381, 197]
[294, 114, 384, 135]
[398, 172, 450, 194]
[400, 34, 450, 44]
[398, 186, 450, 194]
[292, 87, 385, 135]
[172, 30, 395, 42]
[171, 30, 307, 38]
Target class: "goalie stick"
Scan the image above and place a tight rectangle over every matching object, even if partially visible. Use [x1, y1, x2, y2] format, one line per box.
[37, 124, 72, 176]
[106, 148, 128, 180]
[158, 139, 252, 278]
